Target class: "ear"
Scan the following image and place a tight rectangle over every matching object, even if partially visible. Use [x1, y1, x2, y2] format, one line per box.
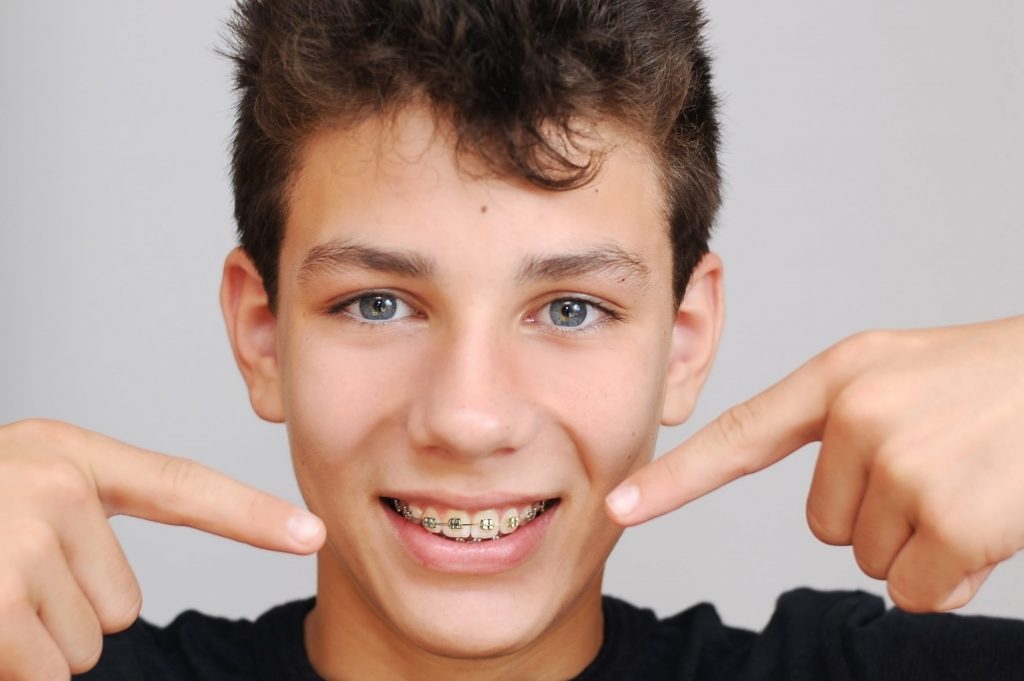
[220, 247, 285, 423]
[661, 252, 725, 426]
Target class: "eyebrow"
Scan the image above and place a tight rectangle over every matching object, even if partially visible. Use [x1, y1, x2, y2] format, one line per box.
[297, 237, 650, 289]
[297, 238, 435, 283]
[516, 245, 651, 288]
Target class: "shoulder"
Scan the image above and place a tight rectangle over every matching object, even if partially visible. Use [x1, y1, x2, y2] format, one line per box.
[747, 588, 1024, 681]
[580, 589, 1024, 681]
[74, 598, 316, 681]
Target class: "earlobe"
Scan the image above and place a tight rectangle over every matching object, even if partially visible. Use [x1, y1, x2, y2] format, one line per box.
[660, 252, 725, 426]
[220, 247, 286, 423]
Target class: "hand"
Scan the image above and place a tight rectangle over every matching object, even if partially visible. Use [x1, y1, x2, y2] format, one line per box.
[606, 315, 1024, 613]
[0, 419, 324, 681]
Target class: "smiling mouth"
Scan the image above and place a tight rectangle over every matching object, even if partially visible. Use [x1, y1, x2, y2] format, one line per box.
[381, 496, 559, 542]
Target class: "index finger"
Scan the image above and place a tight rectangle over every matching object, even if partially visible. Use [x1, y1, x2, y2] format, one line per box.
[78, 429, 324, 554]
[606, 358, 830, 526]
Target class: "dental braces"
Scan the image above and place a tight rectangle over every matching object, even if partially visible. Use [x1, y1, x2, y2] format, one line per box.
[390, 498, 548, 543]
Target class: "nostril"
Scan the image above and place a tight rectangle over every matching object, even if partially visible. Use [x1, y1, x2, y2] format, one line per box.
[406, 399, 539, 461]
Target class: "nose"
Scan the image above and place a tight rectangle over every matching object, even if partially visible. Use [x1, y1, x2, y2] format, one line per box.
[406, 325, 538, 461]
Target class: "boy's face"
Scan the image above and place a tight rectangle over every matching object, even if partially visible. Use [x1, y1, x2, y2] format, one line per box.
[225, 106, 721, 661]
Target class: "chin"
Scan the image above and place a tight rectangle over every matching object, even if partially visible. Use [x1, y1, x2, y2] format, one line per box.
[386, 586, 560, 659]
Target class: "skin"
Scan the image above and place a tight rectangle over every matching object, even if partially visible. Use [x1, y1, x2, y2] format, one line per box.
[0, 104, 1021, 679]
[608, 315, 1024, 611]
[221, 107, 724, 679]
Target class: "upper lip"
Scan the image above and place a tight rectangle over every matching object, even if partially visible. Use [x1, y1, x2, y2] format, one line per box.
[381, 491, 560, 510]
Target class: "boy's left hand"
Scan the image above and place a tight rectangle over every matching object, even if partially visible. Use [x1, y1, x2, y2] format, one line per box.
[606, 315, 1024, 613]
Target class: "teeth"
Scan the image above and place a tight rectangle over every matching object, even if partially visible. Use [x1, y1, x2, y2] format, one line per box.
[442, 509, 471, 539]
[500, 507, 520, 534]
[471, 509, 499, 540]
[422, 506, 442, 533]
[390, 498, 550, 542]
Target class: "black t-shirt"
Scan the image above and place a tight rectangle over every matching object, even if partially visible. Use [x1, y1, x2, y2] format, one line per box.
[76, 588, 1024, 680]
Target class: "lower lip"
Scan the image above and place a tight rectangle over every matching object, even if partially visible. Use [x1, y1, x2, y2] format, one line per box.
[383, 500, 558, 575]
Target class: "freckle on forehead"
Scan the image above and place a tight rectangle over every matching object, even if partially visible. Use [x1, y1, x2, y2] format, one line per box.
[480, 205, 488, 213]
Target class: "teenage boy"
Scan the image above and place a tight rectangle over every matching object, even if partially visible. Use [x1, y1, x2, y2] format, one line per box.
[1, 1, 1023, 680]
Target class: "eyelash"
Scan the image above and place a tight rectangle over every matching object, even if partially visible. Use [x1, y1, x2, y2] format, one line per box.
[528, 296, 623, 336]
[327, 291, 420, 327]
[326, 290, 623, 335]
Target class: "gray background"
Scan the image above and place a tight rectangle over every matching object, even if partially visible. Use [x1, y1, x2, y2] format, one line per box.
[1, 2, 1021, 630]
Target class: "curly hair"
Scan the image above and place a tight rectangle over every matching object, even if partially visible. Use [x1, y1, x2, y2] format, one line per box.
[224, 0, 721, 309]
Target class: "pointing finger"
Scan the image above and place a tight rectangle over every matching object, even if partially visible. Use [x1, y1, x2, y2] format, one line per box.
[76, 429, 324, 554]
[606, 356, 830, 526]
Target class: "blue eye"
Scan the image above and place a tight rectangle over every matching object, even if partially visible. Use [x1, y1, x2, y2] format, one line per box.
[359, 294, 398, 321]
[535, 297, 616, 332]
[549, 299, 589, 327]
[333, 292, 416, 324]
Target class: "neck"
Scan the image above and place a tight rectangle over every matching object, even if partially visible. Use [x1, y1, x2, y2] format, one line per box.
[305, 553, 605, 681]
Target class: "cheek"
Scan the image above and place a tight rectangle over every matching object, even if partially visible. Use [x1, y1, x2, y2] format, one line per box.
[280, 321, 669, 497]
[279, 333, 425, 484]
[521, 336, 668, 482]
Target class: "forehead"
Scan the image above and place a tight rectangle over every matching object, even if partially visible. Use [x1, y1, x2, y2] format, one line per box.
[281, 106, 672, 286]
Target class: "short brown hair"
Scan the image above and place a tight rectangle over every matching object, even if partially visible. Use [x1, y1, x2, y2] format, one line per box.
[224, 0, 721, 309]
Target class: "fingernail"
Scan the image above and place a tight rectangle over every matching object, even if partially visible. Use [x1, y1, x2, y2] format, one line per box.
[606, 484, 639, 519]
[287, 512, 323, 545]
[939, 578, 971, 610]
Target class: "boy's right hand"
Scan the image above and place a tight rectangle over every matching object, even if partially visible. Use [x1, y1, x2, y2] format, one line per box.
[0, 419, 325, 681]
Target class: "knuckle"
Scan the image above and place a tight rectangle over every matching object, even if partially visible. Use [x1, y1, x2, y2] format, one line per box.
[67, 625, 104, 674]
[4, 417, 52, 442]
[99, 583, 142, 634]
[888, 571, 955, 613]
[39, 655, 72, 681]
[157, 457, 206, 520]
[915, 501, 988, 563]
[247, 489, 271, 523]
[915, 498, 956, 540]
[0, 626, 72, 681]
[851, 541, 888, 579]
[0, 450, 90, 502]
[887, 580, 927, 613]
[0, 574, 30, 616]
[805, 502, 850, 546]
[659, 450, 689, 487]
[5, 418, 78, 450]
[871, 443, 921, 491]
[31, 458, 93, 508]
[714, 401, 760, 458]
[829, 330, 892, 367]
[827, 378, 891, 437]
[0, 425, 95, 520]
[69, 649, 103, 676]
[934, 520, 981, 558]
[12, 520, 62, 569]
[913, 498, 946, 536]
